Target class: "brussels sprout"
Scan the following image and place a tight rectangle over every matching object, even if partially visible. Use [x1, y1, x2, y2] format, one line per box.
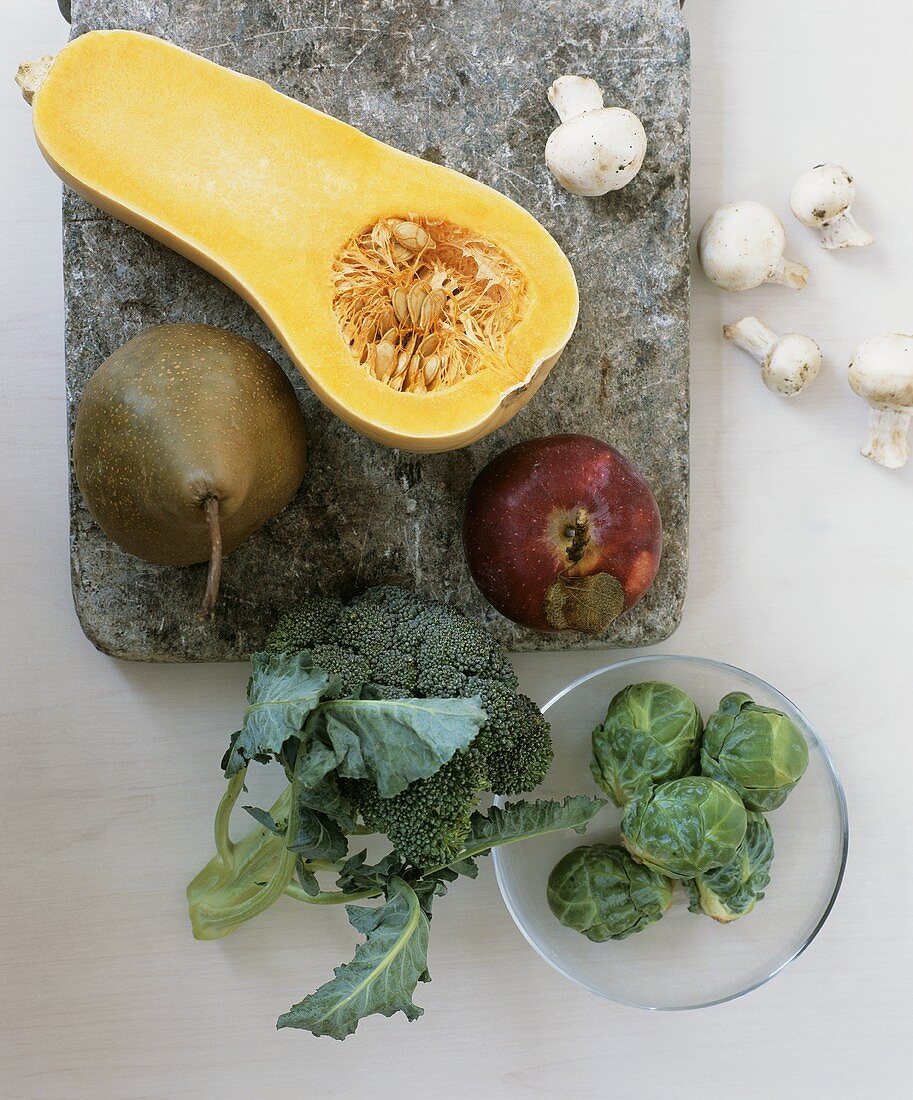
[621, 776, 747, 879]
[701, 692, 809, 812]
[687, 812, 774, 922]
[590, 681, 703, 807]
[547, 844, 674, 942]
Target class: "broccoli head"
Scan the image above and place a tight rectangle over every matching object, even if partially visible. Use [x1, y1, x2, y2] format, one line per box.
[266, 587, 553, 866]
[341, 749, 487, 868]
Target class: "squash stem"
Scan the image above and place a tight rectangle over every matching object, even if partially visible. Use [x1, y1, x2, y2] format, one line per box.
[15, 56, 54, 105]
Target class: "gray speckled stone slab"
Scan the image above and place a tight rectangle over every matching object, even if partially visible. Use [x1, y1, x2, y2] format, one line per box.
[64, 0, 690, 661]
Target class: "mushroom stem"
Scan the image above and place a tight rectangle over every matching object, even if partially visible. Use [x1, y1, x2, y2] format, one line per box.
[768, 256, 809, 290]
[861, 406, 912, 469]
[821, 212, 875, 251]
[723, 316, 821, 397]
[722, 317, 777, 362]
[547, 75, 604, 123]
[198, 496, 223, 621]
[15, 56, 54, 105]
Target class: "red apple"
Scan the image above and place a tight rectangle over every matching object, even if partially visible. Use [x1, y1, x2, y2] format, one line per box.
[462, 435, 662, 634]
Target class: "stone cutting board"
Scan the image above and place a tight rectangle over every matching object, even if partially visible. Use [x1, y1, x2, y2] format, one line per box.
[64, 0, 690, 661]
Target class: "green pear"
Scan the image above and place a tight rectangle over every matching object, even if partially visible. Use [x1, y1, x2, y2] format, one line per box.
[73, 324, 307, 619]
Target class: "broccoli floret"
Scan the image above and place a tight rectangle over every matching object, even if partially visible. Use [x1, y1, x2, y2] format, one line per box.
[414, 663, 471, 699]
[364, 684, 413, 700]
[356, 587, 429, 651]
[356, 586, 427, 619]
[418, 611, 503, 677]
[344, 750, 487, 867]
[307, 644, 371, 697]
[413, 604, 516, 695]
[266, 596, 345, 653]
[267, 587, 553, 865]
[368, 649, 419, 692]
[481, 690, 553, 795]
[334, 602, 394, 659]
[468, 679, 553, 794]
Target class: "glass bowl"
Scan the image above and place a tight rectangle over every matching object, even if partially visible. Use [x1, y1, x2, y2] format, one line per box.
[492, 655, 848, 1010]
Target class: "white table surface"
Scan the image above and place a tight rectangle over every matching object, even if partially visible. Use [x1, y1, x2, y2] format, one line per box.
[2, 2, 912, 1096]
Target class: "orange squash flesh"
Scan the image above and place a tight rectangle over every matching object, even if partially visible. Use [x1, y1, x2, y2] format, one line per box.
[30, 30, 579, 452]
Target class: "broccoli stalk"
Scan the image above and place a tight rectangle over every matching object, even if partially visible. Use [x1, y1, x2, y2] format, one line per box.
[187, 772, 379, 940]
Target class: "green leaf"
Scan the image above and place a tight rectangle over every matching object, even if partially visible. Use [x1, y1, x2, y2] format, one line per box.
[242, 806, 285, 835]
[296, 860, 321, 897]
[411, 874, 452, 918]
[448, 857, 479, 879]
[431, 796, 606, 870]
[297, 695, 486, 798]
[293, 763, 358, 835]
[224, 652, 333, 777]
[277, 877, 429, 1040]
[288, 806, 348, 863]
[336, 851, 405, 895]
[688, 811, 775, 921]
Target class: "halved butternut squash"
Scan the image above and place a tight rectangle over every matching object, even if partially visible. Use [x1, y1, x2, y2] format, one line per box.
[24, 30, 579, 452]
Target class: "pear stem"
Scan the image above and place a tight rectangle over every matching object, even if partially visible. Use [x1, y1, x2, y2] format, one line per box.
[198, 496, 223, 621]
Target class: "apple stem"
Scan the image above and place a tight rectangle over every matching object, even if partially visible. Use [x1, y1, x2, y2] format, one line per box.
[566, 507, 590, 565]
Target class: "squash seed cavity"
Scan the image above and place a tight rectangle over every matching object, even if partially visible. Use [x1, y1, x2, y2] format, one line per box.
[332, 216, 528, 393]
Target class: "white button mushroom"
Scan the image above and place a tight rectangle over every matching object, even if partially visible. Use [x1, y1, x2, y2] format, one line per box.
[848, 334, 913, 469]
[790, 164, 874, 250]
[545, 75, 647, 197]
[698, 202, 809, 292]
[723, 317, 822, 396]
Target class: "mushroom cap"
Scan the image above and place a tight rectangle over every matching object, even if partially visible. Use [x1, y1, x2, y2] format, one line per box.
[790, 164, 856, 227]
[849, 333, 913, 406]
[545, 107, 647, 197]
[764, 333, 822, 396]
[698, 202, 789, 292]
